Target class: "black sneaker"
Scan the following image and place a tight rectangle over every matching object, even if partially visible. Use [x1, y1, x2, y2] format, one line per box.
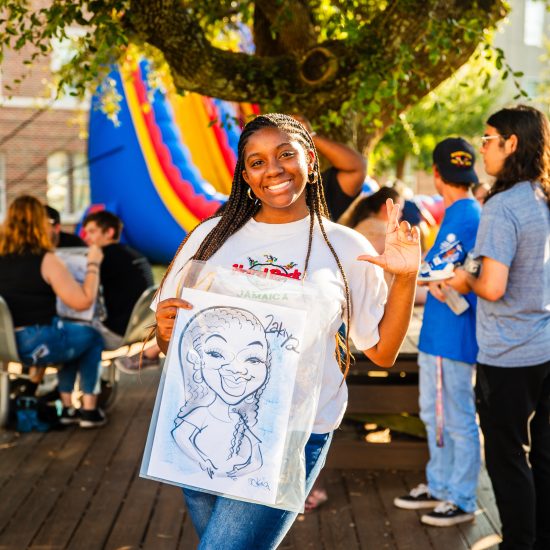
[421, 501, 475, 526]
[394, 483, 441, 510]
[59, 406, 80, 426]
[79, 408, 107, 429]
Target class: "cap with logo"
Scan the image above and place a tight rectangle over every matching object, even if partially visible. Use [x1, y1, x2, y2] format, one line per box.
[433, 137, 479, 185]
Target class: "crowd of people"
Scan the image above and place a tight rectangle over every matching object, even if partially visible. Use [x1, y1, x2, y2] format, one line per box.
[0, 104, 548, 549]
[0, 201, 155, 427]
[394, 105, 550, 550]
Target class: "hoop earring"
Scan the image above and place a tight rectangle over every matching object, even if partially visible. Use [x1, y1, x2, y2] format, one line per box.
[308, 172, 318, 185]
[247, 187, 255, 200]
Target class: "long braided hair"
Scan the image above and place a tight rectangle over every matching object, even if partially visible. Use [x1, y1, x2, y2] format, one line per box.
[159, 113, 353, 378]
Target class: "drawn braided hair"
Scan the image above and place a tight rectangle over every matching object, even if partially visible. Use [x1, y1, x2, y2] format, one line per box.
[228, 343, 272, 460]
[158, 113, 353, 377]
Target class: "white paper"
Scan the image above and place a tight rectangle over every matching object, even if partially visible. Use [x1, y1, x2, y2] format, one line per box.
[144, 288, 307, 504]
[55, 248, 96, 322]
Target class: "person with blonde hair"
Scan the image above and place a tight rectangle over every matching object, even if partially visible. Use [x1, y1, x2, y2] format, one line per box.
[0, 195, 107, 428]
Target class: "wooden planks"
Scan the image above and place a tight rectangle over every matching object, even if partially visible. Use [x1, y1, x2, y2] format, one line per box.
[27, 373, 156, 550]
[142, 484, 187, 550]
[347, 384, 420, 415]
[344, 306, 425, 470]
[326, 439, 429, 470]
[0, 358, 502, 550]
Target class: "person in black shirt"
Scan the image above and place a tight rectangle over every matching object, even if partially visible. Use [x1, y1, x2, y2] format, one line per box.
[82, 210, 154, 349]
[1, 195, 107, 427]
[45, 205, 86, 248]
[292, 115, 366, 221]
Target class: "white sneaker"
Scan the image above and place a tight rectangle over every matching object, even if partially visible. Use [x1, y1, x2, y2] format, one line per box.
[421, 501, 475, 526]
[394, 483, 441, 510]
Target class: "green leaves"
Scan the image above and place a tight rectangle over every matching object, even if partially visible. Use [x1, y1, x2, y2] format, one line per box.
[0, 0, 509, 145]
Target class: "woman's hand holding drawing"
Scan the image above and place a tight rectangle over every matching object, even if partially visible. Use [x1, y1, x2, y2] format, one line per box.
[155, 298, 193, 353]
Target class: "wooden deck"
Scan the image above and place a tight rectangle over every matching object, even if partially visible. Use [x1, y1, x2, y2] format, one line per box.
[0, 368, 502, 550]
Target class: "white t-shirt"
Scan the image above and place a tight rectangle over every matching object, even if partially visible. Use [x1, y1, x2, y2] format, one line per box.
[153, 215, 387, 433]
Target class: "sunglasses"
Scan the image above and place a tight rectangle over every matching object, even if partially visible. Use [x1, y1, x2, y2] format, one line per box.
[480, 134, 507, 147]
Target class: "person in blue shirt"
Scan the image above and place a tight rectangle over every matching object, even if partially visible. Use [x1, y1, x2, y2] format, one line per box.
[394, 138, 481, 527]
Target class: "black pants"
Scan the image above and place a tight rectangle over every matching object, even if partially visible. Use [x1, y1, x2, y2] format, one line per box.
[476, 361, 550, 550]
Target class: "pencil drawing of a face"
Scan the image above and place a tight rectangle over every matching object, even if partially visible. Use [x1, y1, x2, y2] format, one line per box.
[200, 326, 268, 403]
[179, 307, 271, 408]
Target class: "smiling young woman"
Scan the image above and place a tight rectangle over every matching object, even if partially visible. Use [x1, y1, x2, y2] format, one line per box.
[152, 113, 421, 549]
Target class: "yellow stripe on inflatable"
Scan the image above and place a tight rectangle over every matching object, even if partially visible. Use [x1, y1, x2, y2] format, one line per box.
[170, 92, 233, 195]
[239, 103, 258, 123]
[121, 71, 200, 232]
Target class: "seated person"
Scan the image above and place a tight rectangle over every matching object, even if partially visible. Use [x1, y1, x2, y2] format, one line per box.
[82, 210, 154, 349]
[45, 205, 86, 248]
[0, 195, 106, 428]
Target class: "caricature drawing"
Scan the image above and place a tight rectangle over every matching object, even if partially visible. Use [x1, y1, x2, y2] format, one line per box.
[172, 307, 271, 480]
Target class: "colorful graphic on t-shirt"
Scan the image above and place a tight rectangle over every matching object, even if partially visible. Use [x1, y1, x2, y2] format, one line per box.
[233, 254, 302, 280]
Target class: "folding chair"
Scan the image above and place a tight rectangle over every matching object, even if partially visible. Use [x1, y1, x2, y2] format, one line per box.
[0, 295, 22, 427]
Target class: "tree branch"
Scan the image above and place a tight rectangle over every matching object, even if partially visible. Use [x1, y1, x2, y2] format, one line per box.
[126, 0, 506, 142]
[253, 0, 317, 56]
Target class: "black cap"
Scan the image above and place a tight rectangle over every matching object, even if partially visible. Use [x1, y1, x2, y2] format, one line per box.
[433, 138, 479, 185]
[45, 205, 60, 225]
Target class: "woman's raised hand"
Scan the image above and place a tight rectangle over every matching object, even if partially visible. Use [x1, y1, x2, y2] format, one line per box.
[156, 298, 193, 343]
[357, 198, 421, 277]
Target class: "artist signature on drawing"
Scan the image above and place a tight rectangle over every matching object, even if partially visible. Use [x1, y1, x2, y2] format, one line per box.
[249, 477, 271, 491]
[264, 314, 300, 353]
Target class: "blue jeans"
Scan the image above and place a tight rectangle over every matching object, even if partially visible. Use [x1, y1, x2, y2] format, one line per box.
[15, 317, 104, 395]
[183, 432, 332, 550]
[418, 351, 480, 513]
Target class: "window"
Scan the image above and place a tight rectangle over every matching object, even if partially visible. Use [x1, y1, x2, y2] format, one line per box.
[72, 152, 90, 215]
[524, 0, 546, 47]
[47, 151, 70, 214]
[0, 154, 5, 221]
[47, 151, 90, 220]
[50, 28, 86, 98]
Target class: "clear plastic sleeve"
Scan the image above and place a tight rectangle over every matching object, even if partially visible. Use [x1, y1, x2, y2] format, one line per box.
[141, 261, 333, 513]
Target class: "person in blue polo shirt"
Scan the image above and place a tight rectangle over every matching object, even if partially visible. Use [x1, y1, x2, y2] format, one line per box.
[394, 138, 481, 527]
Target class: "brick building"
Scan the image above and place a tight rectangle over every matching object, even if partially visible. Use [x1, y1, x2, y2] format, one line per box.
[0, 32, 89, 225]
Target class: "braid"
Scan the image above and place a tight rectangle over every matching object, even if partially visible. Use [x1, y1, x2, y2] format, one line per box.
[228, 416, 245, 460]
[308, 180, 354, 379]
